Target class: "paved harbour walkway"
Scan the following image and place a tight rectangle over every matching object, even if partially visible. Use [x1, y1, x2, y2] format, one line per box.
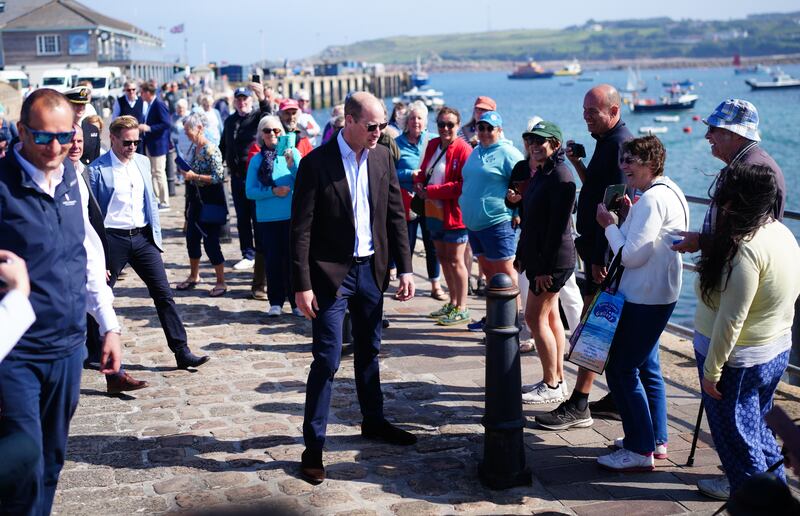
[54, 189, 800, 515]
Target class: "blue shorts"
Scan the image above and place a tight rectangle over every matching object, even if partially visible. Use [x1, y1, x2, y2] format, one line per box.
[429, 227, 468, 244]
[468, 221, 516, 261]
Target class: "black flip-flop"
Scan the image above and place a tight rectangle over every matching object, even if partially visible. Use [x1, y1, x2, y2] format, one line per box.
[175, 280, 199, 291]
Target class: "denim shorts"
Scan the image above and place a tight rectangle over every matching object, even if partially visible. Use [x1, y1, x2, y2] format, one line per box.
[429, 227, 468, 244]
[468, 220, 516, 261]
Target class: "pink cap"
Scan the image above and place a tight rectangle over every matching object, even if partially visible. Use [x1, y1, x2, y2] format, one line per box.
[279, 98, 300, 112]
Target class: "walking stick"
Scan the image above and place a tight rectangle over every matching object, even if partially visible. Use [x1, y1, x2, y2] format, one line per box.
[687, 397, 705, 467]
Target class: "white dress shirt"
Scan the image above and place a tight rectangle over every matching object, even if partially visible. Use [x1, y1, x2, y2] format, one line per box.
[13, 144, 120, 335]
[337, 131, 373, 257]
[105, 151, 147, 230]
[0, 289, 36, 363]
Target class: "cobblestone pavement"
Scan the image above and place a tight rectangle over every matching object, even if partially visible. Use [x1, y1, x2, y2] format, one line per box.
[54, 188, 800, 515]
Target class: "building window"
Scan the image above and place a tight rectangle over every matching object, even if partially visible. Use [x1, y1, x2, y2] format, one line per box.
[36, 34, 61, 56]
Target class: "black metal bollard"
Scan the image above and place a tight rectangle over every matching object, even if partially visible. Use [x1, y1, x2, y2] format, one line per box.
[479, 273, 531, 489]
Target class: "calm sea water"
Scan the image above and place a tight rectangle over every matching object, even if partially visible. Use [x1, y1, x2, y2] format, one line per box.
[316, 64, 800, 328]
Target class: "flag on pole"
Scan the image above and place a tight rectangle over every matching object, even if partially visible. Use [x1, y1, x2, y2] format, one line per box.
[169, 24, 184, 34]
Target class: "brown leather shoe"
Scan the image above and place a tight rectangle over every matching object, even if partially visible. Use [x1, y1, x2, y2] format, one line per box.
[106, 372, 149, 394]
[300, 448, 325, 485]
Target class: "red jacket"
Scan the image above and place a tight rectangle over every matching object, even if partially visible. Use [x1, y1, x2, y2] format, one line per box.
[413, 137, 472, 230]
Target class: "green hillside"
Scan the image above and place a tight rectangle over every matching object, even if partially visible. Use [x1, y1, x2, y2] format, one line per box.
[316, 12, 800, 64]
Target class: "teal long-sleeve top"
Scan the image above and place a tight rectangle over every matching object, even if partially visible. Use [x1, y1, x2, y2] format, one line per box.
[394, 130, 427, 193]
[245, 148, 301, 222]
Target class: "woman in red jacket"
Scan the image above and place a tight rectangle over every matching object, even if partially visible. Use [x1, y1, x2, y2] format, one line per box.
[414, 107, 473, 326]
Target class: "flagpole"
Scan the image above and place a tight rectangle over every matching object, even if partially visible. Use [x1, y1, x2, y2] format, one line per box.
[184, 37, 188, 68]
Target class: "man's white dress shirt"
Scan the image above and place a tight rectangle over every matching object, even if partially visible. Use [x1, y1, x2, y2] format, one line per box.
[104, 151, 147, 230]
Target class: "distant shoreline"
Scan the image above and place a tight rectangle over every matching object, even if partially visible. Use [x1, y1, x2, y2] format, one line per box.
[396, 53, 800, 74]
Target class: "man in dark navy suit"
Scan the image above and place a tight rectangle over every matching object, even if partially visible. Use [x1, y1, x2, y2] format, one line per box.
[291, 91, 416, 484]
[138, 82, 171, 210]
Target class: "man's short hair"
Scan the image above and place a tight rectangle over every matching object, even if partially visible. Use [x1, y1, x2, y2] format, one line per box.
[109, 115, 140, 136]
[20, 89, 70, 126]
[140, 82, 156, 95]
[344, 92, 379, 122]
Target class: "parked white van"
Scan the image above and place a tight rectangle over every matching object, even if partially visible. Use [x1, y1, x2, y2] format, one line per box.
[0, 70, 32, 99]
[40, 69, 79, 93]
[77, 67, 124, 108]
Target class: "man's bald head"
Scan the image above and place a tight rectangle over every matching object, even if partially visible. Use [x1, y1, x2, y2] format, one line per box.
[17, 89, 74, 175]
[344, 92, 383, 123]
[343, 91, 386, 153]
[20, 88, 71, 127]
[582, 83, 621, 135]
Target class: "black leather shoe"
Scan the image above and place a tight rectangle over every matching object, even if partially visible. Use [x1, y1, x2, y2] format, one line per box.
[361, 419, 417, 446]
[175, 350, 211, 369]
[341, 343, 354, 356]
[300, 448, 325, 485]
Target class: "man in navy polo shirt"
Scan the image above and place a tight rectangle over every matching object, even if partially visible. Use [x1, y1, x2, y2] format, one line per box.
[0, 89, 122, 515]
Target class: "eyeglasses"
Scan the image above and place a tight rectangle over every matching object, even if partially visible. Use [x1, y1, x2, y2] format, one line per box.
[620, 155, 645, 165]
[24, 125, 76, 145]
[362, 122, 388, 132]
[262, 127, 282, 135]
[437, 121, 456, 129]
[477, 123, 495, 133]
[124, 88, 137, 92]
[524, 135, 547, 146]
[121, 139, 140, 147]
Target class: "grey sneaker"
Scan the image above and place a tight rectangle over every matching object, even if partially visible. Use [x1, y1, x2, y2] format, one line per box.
[535, 400, 594, 430]
[697, 476, 730, 500]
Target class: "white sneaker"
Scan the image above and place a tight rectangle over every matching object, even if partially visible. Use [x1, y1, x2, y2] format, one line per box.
[522, 380, 543, 394]
[697, 476, 730, 500]
[613, 437, 668, 459]
[560, 379, 569, 398]
[597, 448, 654, 472]
[522, 381, 565, 405]
[268, 305, 282, 317]
[292, 307, 304, 317]
[233, 258, 255, 271]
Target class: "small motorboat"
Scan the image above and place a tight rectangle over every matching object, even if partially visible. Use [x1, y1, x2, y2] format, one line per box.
[654, 115, 680, 123]
[554, 59, 582, 76]
[639, 126, 668, 135]
[508, 59, 554, 79]
[393, 86, 445, 109]
[745, 71, 800, 90]
[629, 93, 698, 113]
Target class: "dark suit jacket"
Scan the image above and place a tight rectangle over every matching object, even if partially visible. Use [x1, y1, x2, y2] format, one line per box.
[291, 136, 411, 299]
[142, 98, 171, 156]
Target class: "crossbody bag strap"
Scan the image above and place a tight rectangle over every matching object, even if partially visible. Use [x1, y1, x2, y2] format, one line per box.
[422, 144, 448, 187]
[601, 247, 625, 294]
[650, 182, 688, 230]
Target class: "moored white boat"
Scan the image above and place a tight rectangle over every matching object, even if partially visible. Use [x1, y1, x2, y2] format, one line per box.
[639, 126, 668, 134]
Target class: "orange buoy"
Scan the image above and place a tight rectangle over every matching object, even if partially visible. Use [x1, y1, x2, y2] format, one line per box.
[683, 126, 692, 133]
[692, 115, 701, 121]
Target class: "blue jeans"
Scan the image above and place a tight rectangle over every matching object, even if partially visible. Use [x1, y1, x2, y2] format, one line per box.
[407, 217, 439, 281]
[255, 220, 295, 308]
[695, 346, 788, 491]
[605, 301, 676, 454]
[303, 260, 385, 451]
[0, 347, 83, 516]
[230, 174, 256, 260]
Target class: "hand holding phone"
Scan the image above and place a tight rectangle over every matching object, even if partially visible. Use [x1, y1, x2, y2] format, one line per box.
[252, 73, 261, 84]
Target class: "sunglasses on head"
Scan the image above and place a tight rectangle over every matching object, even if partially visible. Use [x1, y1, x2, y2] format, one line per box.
[25, 125, 76, 145]
[362, 122, 388, 132]
[620, 155, 644, 165]
[262, 127, 282, 135]
[477, 123, 495, 133]
[437, 121, 456, 129]
[121, 139, 140, 147]
[524, 135, 547, 146]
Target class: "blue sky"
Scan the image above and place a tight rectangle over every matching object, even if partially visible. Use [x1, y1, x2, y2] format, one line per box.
[81, 0, 799, 65]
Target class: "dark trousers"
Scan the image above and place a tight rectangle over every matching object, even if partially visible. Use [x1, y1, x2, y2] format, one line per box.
[303, 260, 385, 451]
[186, 217, 225, 266]
[255, 220, 294, 307]
[230, 174, 256, 260]
[107, 229, 188, 355]
[408, 216, 440, 281]
[0, 347, 83, 516]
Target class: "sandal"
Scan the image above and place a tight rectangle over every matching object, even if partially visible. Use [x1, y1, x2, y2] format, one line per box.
[431, 287, 447, 301]
[176, 279, 200, 291]
[209, 285, 227, 297]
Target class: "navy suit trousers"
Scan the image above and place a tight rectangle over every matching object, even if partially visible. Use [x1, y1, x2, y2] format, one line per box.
[303, 260, 385, 451]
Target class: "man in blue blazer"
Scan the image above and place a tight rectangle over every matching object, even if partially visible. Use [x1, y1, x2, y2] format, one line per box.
[89, 115, 210, 379]
[138, 82, 171, 210]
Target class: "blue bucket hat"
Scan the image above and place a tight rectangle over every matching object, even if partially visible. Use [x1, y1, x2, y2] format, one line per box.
[703, 99, 760, 142]
[478, 111, 503, 127]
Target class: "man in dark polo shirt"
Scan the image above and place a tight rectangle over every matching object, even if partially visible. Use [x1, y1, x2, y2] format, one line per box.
[536, 84, 632, 431]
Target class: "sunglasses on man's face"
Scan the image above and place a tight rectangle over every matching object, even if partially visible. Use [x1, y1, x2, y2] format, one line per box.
[124, 88, 137, 92]
[25, 125, 76, 145]
[477, 123, 495, 133]
[121, 139, 140, 148]
[437, 121, 456, 130]
[524, 135, 547, 146]
[262, 127, 282, 135]
[362, 122, 388, 133]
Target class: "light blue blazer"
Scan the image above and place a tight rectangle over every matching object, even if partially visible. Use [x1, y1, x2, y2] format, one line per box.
[88, 151, 163, 251]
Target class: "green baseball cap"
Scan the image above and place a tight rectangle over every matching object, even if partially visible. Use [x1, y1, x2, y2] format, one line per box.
[523, 120, 563, 143]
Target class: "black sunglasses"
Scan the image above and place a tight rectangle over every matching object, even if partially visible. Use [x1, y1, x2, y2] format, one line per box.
[262, 127, 282, 135]
[122, 139, 140, 147]
[524, 135, 547, 146]
[476, 123, 495, 133]
[24, 125, 75, 145]
[437, 121, 456, 129]
[363, 122, 388, 132]
[620, 155, 644, 165]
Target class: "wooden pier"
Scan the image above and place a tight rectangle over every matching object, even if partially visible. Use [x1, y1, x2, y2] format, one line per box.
[260, 71, 410, 109]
